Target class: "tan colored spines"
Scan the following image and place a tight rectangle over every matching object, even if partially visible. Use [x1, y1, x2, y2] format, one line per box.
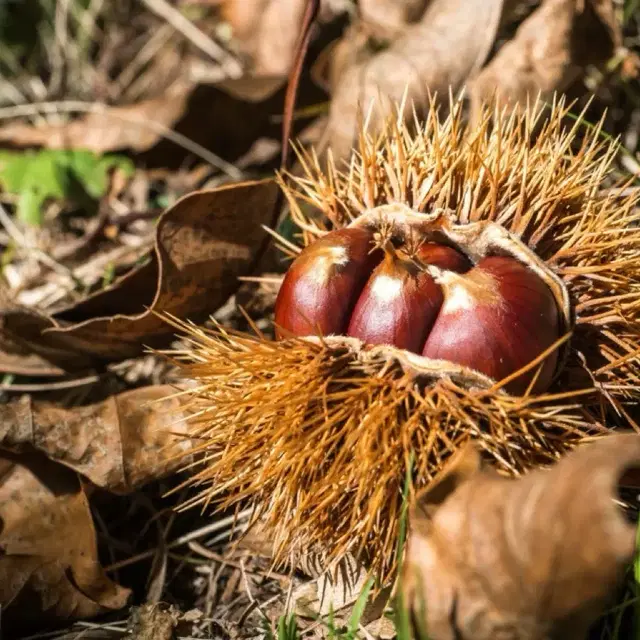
[279, 96, 640, 419]
[162, 318, 597, 582]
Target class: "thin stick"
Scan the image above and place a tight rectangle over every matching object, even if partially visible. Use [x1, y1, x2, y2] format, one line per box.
[0, 101, 242, 178]
[261, 224, 302, 254]
[247, 0, 320, 273]
[0, 375, 101, 393]
[139, 0, 242, 78]
[105, 508, 253, 572]
[237, 275, 284, 284]
[188, 541, 290, 582]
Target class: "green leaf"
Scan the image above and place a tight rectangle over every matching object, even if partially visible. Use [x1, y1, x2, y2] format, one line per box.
[17, 188, 47, 226]
[277, 613, 299, 640]
[624, 0, 640, 24]
[326, 604, 338, 639]
[394, 452, 419, 640]
[68, 151, 134, 199]
[0, 149, 134, 226]
[0, 151, 31, 192]
[396, 452, 415, 566]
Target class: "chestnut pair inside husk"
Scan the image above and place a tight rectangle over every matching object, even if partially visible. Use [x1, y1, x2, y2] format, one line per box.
[169, 98, 640, 582]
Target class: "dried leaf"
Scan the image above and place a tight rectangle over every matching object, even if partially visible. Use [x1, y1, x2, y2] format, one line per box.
[0, 385, 191, 493]
[0, 84, 191, 154]
[216, 0, 349, 102]
[0, 451, 130, 627]
[469, 0, 620, 117]
[215, 74, 291, 102]
[358, 0, 430, 37]
[213, 0, 306, 101]
[321, 0, 505, 160]
[0, 179, 280, 373]
[402, 435, 640, 640]
[127, 603, 180, 640]
[293, 554, 390, 628]
[222, 0, 306, 77]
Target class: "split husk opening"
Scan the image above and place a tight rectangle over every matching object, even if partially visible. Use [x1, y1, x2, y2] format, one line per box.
[309, 202, 573, 391]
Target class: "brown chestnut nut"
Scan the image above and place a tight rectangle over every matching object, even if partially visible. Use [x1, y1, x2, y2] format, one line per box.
[416, 242, 472, 273]
[346, 244, 469, 353]
[422, 256, 559, 394]
[274, 227, 381, 337]
[346, 252, 443, 353]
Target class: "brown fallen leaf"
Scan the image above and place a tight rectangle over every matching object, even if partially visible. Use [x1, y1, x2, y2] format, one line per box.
[0, 385, 191, 493]
[319, 0, 506, 161]
[358, 0, 429, 38]
[0, 179, 280, 374]
[207, 0, 307, 102]
[402, 435, 640, 640]
[309, 0, 420, 92]
[0, 451, 130, 627]
[469, 0, 620, 119]
[0, 83, 192, 154]
[223, 0, 306, 75]
[0, 289, 66, 376]
[215, 0, 349, 102]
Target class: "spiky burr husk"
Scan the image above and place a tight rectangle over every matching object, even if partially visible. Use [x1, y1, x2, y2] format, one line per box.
[167, 97, 640, 582]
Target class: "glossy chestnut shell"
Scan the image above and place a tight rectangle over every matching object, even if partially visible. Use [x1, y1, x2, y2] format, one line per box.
[274, 222, 561, 394]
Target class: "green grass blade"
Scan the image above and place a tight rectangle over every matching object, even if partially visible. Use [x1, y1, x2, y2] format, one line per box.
[347, 577, 375, 639]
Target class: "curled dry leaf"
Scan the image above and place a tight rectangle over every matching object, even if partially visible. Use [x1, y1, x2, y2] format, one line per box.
[215, 0, 351, 102]
[321, 0, 621, 160]
[470, 0, 620, 118]
[0, 451, 130, 627]
[0, 385, 191, 493]
[0, 179, 280, 374]
[320, 0, 505, 160]
[221, 0, 306, 77]
[402, 435, 640, 640]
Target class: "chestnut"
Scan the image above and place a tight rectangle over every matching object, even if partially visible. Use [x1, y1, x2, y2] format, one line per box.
[422, 256, 559, 394]
[274, 227, 381, 337]
[346, 251, 444, 353]
[347, 244, 469, 353]
[416, 242, 472, 273]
